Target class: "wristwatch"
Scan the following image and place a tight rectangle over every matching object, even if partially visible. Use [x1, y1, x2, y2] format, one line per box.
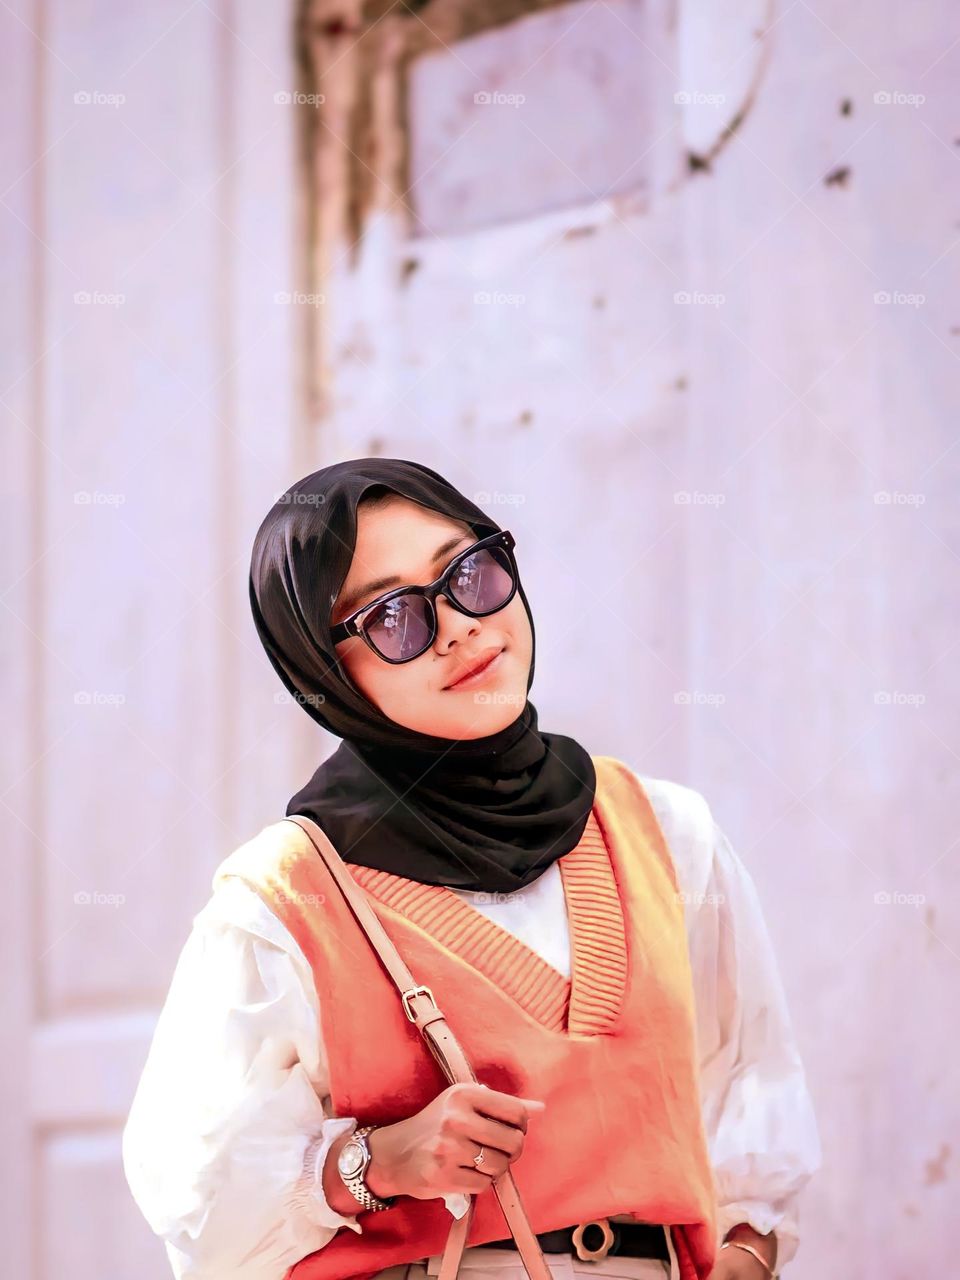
[337, 1124, 397, 1211]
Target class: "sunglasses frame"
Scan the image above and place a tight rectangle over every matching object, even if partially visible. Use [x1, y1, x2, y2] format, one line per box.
[330, 529, 518, 664]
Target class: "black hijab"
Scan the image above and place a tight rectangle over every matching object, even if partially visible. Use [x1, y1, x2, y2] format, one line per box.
[249, 457, 596, 892]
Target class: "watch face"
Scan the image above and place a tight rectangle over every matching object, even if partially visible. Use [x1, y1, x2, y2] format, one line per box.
[338, 1140, 366, 1179]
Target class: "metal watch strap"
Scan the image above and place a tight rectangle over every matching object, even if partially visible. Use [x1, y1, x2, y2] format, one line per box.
[340, 1124, 396, 1211]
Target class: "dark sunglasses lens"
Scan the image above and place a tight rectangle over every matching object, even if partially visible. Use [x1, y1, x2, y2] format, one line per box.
[449, 546, 516, 613]
[363, 595, 434, 661]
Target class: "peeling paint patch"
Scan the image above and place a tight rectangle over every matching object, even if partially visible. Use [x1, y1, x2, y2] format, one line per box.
[297, 0, 575, 262]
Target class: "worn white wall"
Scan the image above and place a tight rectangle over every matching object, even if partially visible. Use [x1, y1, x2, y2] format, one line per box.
[312, 2, 958, 1275]
[1, 0, 956, 1277]
[680, 8, 958, 1275]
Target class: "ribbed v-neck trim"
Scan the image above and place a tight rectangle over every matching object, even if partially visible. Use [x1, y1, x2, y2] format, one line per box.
[348, 808, 628, 1036]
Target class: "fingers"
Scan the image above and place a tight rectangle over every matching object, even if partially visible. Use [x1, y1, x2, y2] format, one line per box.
[430, 1085, 544, 1198]
[459, 1082, 547, 1132]
[463, 1113, 525, 1159]
[457, 1140, 511, 1180]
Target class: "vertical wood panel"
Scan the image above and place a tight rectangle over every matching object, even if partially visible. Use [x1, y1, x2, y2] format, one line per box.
[229, 0, 320, 841]
[0, 0, 44, 1272]
[1, 2, 300, 1276]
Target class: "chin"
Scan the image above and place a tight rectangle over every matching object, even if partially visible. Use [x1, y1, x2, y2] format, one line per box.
[462, 695, 526, 736]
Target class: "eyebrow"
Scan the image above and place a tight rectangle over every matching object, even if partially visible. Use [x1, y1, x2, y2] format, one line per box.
[335, 533, 474, 619]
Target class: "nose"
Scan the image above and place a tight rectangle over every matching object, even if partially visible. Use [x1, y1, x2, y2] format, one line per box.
[433, 595, 480, 652]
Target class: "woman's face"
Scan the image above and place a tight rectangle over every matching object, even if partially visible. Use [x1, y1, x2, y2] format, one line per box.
[331, 496, 532, 738]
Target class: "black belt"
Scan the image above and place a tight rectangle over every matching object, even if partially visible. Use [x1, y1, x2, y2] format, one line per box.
[475, 1219, 669, 1261]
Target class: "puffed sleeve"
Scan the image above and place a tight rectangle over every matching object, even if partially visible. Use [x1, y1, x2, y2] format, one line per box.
[640, 776, 822, 1272]
[121, 875, 366, 1280]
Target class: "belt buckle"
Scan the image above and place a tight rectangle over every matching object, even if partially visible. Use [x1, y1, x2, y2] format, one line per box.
[571, 1217, 615, 1262]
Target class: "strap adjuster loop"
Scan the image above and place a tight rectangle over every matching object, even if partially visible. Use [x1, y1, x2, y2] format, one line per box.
[401, 984, 438, 1022]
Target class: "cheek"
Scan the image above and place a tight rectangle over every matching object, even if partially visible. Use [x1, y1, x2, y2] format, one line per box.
[337, 641, 382, 701]
[339, 640, 428, 711]
[503, 596, 532, 654]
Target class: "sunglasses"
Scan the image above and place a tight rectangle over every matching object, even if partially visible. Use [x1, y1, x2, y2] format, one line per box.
[330, 529, 519, 664]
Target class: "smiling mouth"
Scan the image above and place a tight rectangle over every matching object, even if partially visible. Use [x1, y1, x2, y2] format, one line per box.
[444, 647, 505, 691]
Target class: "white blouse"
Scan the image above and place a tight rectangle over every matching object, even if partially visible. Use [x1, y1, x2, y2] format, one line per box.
[121, 772, 822, 1280]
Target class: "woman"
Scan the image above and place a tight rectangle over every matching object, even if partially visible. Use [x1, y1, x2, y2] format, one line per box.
[122, 458, 821, 1280]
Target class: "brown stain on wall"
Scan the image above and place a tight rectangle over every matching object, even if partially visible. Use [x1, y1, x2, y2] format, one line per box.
[292, 0, 774, 412]
[923, 1142, 950, 1186]
[297, 0, 775, 260]
[297, 0, 573, 266]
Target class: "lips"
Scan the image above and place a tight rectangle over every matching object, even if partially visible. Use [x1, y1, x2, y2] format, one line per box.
[443, 646, 504, 690]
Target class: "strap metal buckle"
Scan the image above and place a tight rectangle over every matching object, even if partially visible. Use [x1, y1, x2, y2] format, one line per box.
[401, 984, 438, 1022]
[571, 1218, 615, 1261]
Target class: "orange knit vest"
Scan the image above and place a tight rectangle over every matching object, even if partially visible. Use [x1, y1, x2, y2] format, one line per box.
[214, 755, 718, 1280]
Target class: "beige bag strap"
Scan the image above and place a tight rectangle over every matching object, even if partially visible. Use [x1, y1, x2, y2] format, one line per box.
[284, 815, 553, 1280]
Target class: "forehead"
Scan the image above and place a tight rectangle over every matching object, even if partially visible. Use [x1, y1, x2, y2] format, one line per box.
[335, 497, 475, 608]
[352, 497, 471, 561]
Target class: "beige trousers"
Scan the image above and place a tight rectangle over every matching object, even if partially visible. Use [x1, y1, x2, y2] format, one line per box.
[371, 1228, 680, 1280]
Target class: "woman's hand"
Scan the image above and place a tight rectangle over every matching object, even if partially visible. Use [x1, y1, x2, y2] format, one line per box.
[366, 1082, 546, 1201]
[711, 1225, 778, 1278]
